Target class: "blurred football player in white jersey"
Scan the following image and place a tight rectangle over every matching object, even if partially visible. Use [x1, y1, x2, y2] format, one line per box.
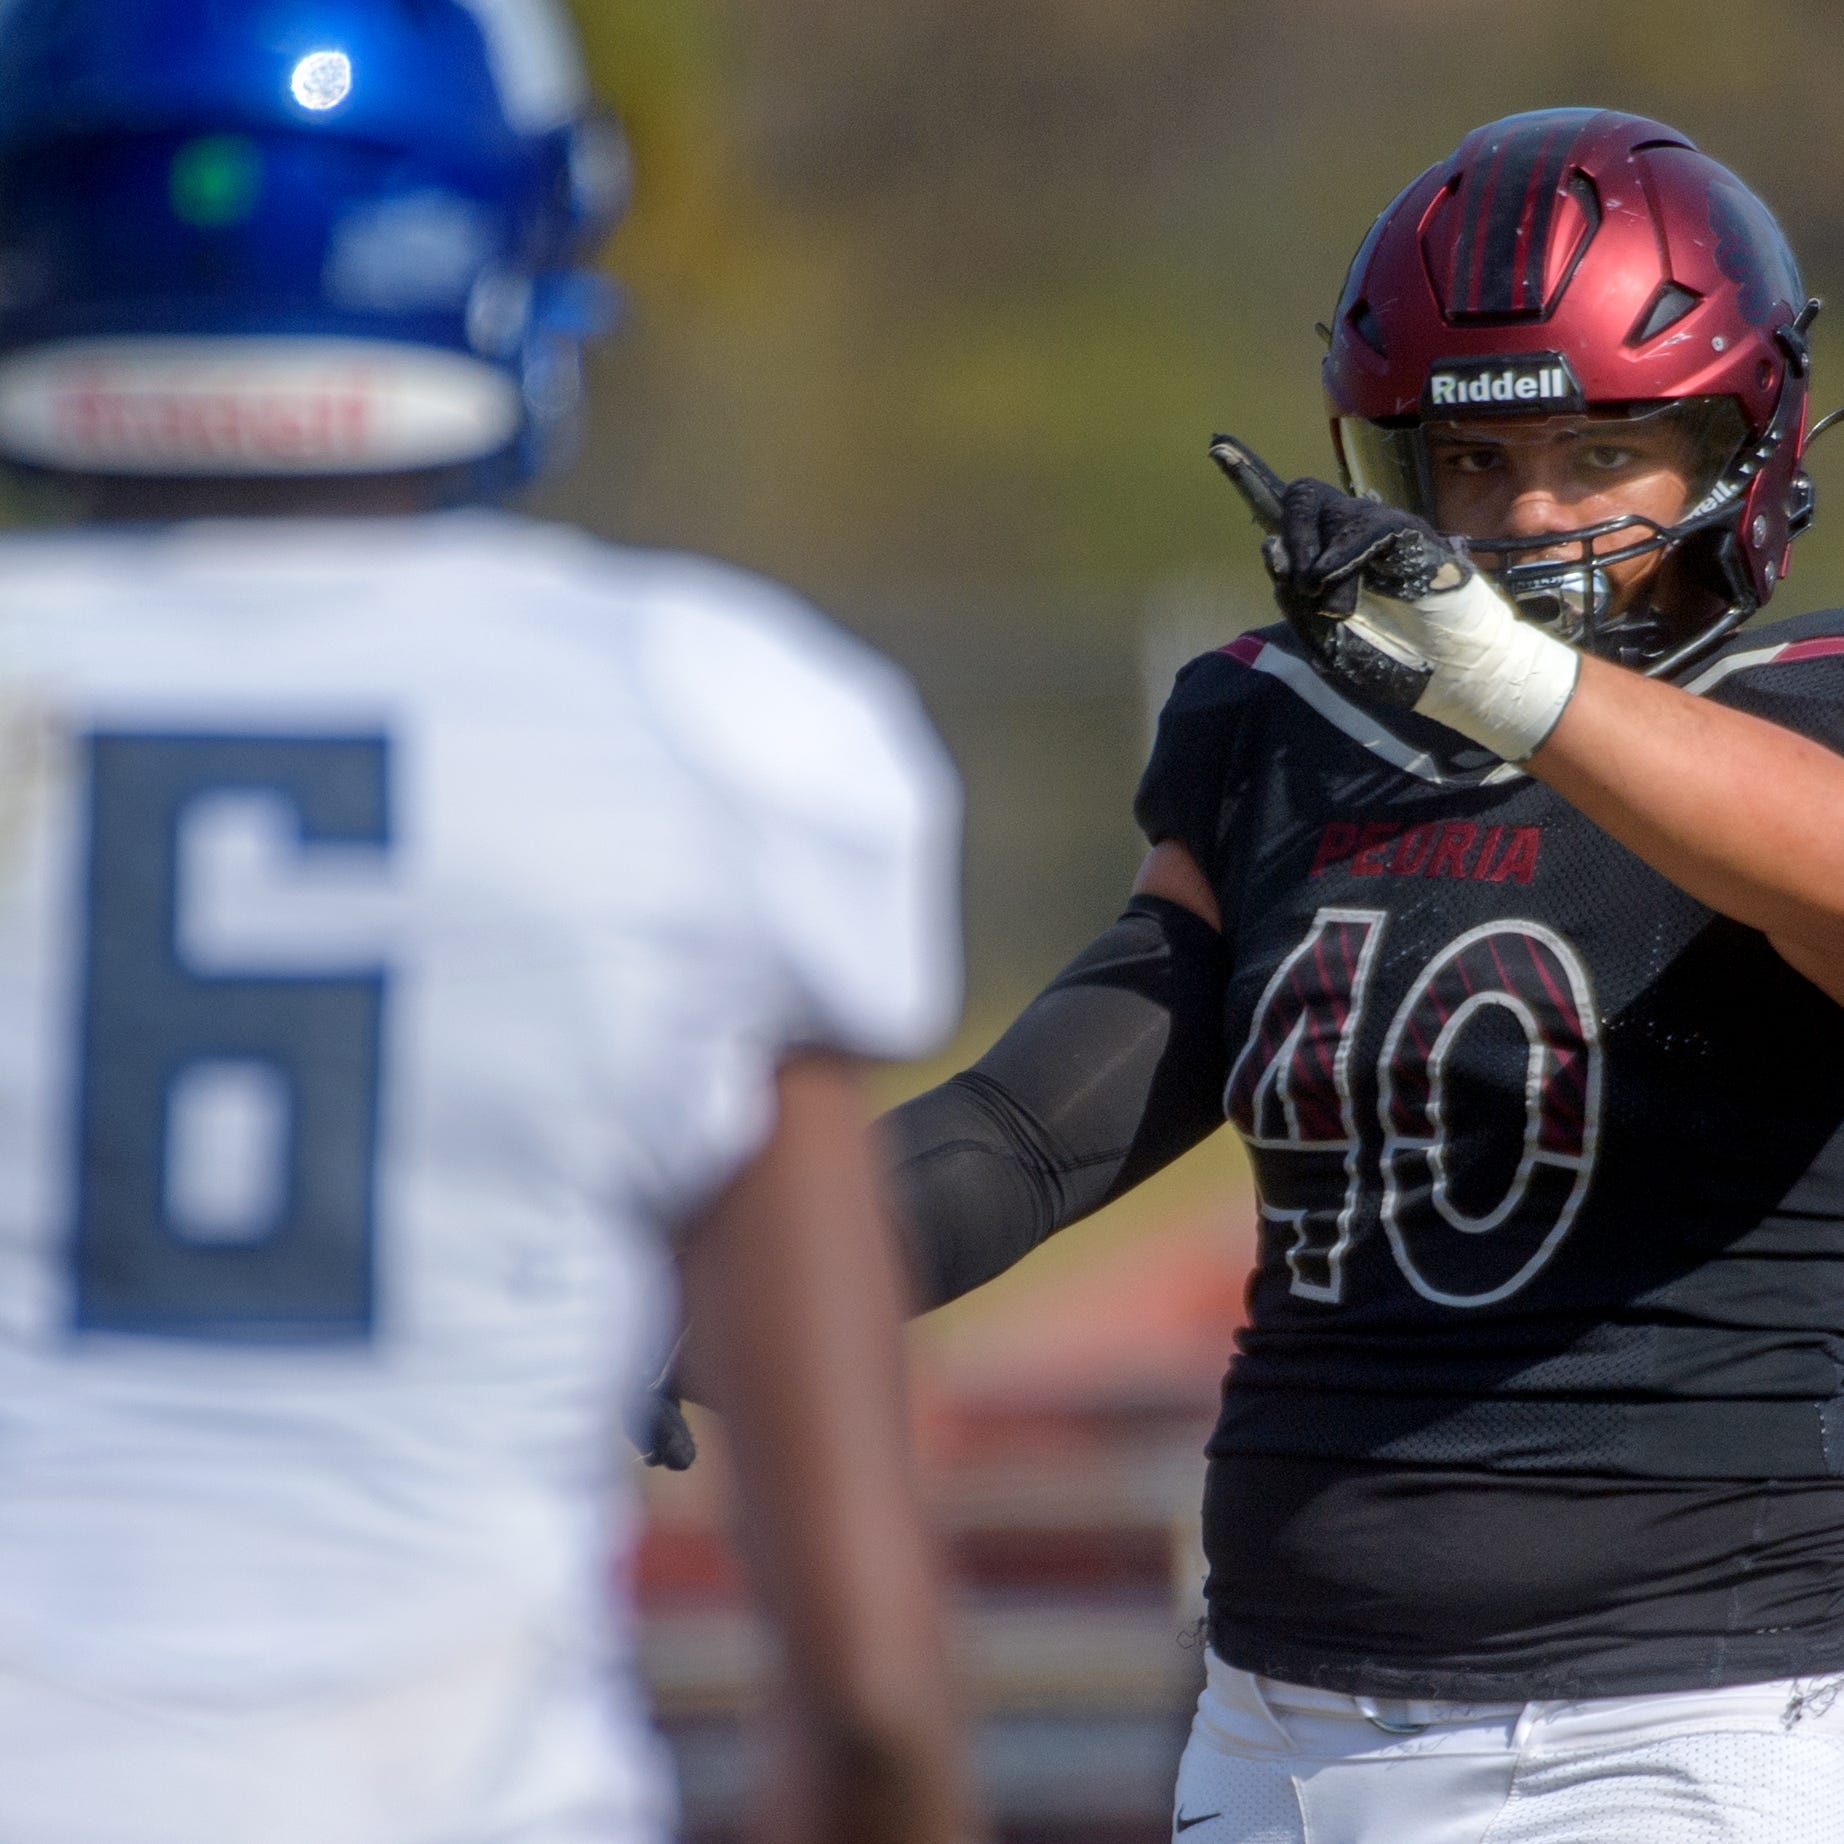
[0, 4, 976, 1843]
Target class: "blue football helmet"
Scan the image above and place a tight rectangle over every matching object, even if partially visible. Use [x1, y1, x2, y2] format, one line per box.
[0, 0, 626, 486]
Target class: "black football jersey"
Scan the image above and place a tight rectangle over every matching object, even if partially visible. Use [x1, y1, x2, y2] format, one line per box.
[1136, 608, 1844, 1484]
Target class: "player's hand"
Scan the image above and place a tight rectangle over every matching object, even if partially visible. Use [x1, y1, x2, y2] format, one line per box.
[1262, 476, 1581, 764]
[1268, 474, 1473, 609]
[627, 1371, 698, 1470]
[1260, 480, 1443, 713]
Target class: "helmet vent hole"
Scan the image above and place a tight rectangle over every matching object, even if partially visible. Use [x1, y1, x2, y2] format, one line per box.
[1533, 172, 1602, 317]
[1758, 357, 1776, 391]
[1629, 282, 1702, 345]
[1349, 299, 1387, 358]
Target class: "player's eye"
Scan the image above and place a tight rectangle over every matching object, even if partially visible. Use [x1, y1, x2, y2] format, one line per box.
[1439, 448, 1503, 475]
[1577, 443, 1639, 472]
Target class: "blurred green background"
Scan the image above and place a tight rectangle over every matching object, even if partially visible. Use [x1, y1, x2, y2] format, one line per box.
[550, 0, 1844, 1017]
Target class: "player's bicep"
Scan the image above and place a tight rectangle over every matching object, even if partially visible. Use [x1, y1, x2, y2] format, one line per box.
[1133, 838, 1222, 931]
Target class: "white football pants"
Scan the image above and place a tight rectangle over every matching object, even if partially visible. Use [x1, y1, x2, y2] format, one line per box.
[1175, 1649, 1844, 1844]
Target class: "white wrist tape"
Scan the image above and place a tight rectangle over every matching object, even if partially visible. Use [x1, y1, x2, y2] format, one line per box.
[1353, 571, 1580, 763]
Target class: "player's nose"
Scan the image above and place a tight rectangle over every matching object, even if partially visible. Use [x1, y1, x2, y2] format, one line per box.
[1497, 475, 1583, 552]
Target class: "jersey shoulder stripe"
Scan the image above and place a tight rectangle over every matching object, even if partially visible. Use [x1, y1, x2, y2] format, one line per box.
[1215, 606, 1844, 769]
[1214, 628, 1521, 788]
[1684, 624, 1844, 695]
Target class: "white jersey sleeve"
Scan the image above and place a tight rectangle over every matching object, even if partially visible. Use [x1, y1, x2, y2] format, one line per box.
[631, 551, 964, 1064]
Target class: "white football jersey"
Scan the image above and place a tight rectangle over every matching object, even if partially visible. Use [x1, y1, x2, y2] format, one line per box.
[0, 511, 961, 1843]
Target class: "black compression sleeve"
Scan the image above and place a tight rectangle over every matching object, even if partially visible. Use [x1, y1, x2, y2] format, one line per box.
[882, 895, 1231, 1312]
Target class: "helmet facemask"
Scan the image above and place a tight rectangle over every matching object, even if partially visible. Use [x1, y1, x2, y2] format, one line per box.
[1337, 396, 1756, 672]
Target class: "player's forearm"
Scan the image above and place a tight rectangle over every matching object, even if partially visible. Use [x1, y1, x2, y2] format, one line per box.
[884, 893, 1232, 1311]
[1255, 485, 1844, 997]
[1530, 653, 1844, 1000]
[682, 1054, 976, 1844]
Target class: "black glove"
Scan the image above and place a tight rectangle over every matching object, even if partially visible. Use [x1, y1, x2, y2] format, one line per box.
[1261, 477, 1468, 709]
[627, 1370, 698, 1471]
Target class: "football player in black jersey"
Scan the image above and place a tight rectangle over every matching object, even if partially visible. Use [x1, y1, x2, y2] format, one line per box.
[879, 109, 1844, 1841]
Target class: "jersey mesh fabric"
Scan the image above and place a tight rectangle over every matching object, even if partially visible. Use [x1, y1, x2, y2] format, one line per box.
[1137, 609, 1844, 1695]
[1203, 1455, 1844, 1698]
[1136, 609, 1844, 1481]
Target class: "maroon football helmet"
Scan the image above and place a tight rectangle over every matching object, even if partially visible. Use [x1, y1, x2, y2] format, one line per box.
[1324, 108, 1817, 674]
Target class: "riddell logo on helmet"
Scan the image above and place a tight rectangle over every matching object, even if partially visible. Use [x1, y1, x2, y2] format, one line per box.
[0, 339, 524, 475]
[55, 376, 374, 466]
[1423, 355, 1585, 416]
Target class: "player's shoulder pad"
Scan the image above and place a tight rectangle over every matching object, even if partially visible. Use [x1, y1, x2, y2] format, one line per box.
[515, 523, 959, 840]
[639, 551, 957, 843]
[1142, 624, 1286, 784]
[537, 528, 964, 1060]
[1134, 626, 1285, 863]
[1156, 623, 1293, 721]
[1682, 605, 1844, 698]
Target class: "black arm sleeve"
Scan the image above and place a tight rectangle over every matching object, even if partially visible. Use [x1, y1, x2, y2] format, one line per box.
[882, 894, 1232, 1312]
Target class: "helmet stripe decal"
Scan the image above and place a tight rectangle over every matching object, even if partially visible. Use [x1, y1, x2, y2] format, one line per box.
[1508, 121, 1576, 314]
[1472, 120, 1541, 311]
[1442, 114, 1591, 318]
[1467, 115, 1575, 315]
[1450, 138, 1502, 317]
